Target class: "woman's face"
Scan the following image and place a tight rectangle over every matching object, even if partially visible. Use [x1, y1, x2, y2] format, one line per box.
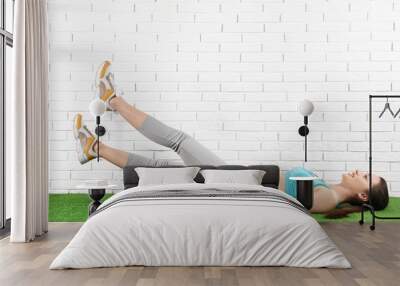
[341, 170, 380, 201]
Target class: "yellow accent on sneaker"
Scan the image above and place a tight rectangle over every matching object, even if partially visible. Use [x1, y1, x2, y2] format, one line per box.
[76, 115, 82, 129]
[100, 89, 115, 103]
[73, 113, 83, 139]
[99, 60, 111, 79]
[83, 136, 96, 162]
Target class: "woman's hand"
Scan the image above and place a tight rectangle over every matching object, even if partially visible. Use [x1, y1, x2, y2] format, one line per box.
[347, 169, 359, 177]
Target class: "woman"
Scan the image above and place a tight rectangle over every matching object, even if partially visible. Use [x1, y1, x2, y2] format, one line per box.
[74, 61, 225, 168]
[73, 61, 389, 215]
[279, 167, 388, 216]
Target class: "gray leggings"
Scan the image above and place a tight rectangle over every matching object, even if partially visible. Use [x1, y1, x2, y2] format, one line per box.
[126, 115, 226, 167]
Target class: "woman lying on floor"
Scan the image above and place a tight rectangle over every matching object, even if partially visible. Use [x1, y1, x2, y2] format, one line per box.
[73, 60, 389, 216]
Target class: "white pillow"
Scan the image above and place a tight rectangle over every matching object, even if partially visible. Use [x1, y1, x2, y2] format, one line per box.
[135, 167, 201, 186]
[200, 169, 266, 185]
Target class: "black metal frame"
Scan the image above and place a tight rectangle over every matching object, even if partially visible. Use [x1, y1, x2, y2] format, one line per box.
[359, 95, 400, 230]
[94, 116, 106, 162]
[298, 116, 310, 162]
[0, 0, 14, 231]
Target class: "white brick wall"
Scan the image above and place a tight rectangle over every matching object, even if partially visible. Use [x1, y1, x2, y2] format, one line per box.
[48, 0, 400, 196]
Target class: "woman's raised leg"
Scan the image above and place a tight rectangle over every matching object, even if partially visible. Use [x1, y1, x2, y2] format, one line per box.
[109, 96, 226, 166]
[95, 142, 129, 168]
[109, 96, 147, 129]
[73, 112, 173, 168]
[97, 60, 225, 166]
[96, 142, 172, 168]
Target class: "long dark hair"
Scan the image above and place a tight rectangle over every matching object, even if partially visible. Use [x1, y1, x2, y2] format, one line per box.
[324, 177, 389, 219]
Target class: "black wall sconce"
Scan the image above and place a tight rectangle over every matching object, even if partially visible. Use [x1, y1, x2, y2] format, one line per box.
[298, 100, 314, 162]
[89, 99, 106, 162]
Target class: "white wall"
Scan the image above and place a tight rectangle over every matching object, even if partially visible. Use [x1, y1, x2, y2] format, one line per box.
[48, 0, 400, 196]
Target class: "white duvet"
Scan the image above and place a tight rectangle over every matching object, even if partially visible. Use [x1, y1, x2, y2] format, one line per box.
[50, 183, 351, 269]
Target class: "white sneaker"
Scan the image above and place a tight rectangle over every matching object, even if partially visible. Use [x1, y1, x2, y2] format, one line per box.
[73, 113, 97, 164]
[96, 60, 117, 111]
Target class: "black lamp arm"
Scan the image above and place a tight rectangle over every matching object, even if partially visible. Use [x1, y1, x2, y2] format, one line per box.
[94, 116, 107, 162]
[298, 116, 310, 162]
[96, 116, 100, 162]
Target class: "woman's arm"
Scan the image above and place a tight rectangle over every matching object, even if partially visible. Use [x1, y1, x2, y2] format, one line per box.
[310, 187, 338, 213]
[278, 172, 285, 191]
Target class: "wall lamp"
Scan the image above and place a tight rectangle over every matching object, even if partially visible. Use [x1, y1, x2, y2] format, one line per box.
[298, 100, 314, 162]
[89, 99, 106, 162]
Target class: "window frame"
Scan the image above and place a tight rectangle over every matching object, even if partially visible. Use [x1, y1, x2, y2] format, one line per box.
[0, 0, 13, 232]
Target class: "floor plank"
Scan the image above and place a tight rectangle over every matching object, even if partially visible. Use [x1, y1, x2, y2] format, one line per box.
[0, 222, 399, 286]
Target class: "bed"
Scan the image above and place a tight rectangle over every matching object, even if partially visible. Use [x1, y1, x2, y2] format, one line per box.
[50, 165, 351, 269]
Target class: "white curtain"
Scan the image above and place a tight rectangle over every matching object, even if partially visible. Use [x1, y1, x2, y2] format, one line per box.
[9, 0, 49, 242]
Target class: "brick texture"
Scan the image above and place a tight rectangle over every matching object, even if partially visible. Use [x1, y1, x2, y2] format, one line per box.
[48, 0, 400, 196]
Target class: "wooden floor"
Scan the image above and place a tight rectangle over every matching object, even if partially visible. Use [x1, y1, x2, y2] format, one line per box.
[0, 223, 399, 286]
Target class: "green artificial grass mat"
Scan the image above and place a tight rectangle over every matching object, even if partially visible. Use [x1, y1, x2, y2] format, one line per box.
[48, 194, 400, 223]
[49, 193, 113, 222]
[312, 196, 400, 223]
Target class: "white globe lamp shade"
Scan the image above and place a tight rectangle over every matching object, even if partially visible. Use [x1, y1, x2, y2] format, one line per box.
[298, 100, 314, 116]
[89, 99, 106, 117]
